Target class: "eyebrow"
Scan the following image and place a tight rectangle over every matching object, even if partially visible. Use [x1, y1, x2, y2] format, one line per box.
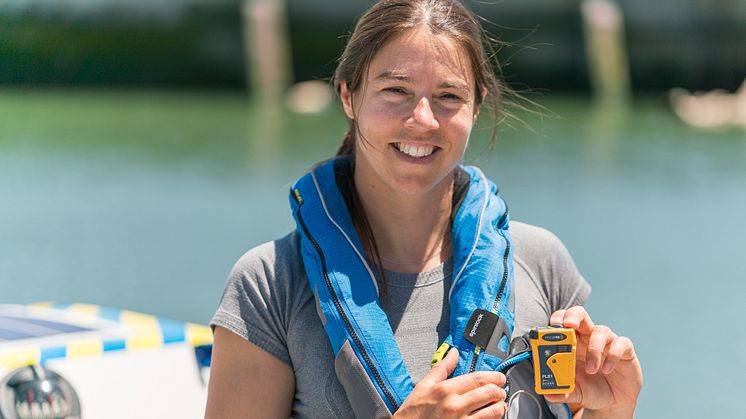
[373, 70, 412, 83]
[438, 81, 471, 95]
[373, 70, 471, 95]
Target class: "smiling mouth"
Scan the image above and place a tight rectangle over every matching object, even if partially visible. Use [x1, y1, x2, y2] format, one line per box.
[393, 142, 439, 158]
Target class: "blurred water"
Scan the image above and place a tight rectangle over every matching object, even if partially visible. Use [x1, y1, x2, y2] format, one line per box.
[1, 89, 744, 418]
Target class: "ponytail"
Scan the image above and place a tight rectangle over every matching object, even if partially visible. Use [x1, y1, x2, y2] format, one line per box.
[336, 127, 355, 157]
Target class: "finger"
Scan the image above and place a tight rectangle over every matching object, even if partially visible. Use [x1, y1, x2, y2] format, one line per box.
[460, 383, 506, 412]
[543, 393, 568, 404]
[468, 401, 508, 419]
[601, 336, 635, 374]
[561, 306, 595, 335]
[585, 325, 616, 374]
[545, 387, 583, 405]
[549, 309, 567, 326]
[422, 348, 459, 384]
[442, 370, 506, 393]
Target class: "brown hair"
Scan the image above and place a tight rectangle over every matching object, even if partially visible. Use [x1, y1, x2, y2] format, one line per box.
[331, 0, 505, 287]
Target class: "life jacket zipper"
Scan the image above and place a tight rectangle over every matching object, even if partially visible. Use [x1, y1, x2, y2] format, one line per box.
[293, 196, 400, 411]
[469, 215, 511, 373]
[504, 375, 512, 409]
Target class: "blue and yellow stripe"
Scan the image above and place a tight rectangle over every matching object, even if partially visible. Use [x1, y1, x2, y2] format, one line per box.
[0, 303, 213, 371]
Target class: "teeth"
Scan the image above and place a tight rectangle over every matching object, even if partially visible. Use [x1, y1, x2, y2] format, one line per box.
[395, 143, 435, 158]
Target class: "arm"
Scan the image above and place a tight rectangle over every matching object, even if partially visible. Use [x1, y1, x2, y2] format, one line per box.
[205, 326, 295, 419]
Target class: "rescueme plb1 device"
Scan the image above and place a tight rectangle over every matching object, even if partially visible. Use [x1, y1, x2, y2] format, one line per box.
[529, 326, 576, 395]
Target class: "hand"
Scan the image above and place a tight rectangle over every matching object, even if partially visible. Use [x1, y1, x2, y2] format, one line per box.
[544, 306, 643, 418]
[394, 349, 508, 418]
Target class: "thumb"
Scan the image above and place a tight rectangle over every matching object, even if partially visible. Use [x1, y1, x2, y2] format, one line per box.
[423, 348, 459, 384]
[544, 389, 581, 405]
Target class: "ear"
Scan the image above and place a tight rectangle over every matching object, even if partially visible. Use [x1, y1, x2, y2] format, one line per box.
[473, 88, 488, 122]
[339, 82, 355, 120]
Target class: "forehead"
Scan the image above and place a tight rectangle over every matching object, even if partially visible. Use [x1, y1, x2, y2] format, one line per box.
[367, 28, 475, 88]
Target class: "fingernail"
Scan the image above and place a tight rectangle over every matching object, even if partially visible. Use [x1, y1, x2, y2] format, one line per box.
[602, 362, 613, 374]
[586, 360, 597, 373]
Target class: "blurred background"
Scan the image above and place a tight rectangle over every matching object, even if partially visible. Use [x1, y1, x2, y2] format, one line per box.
[1, 0, 744, 417]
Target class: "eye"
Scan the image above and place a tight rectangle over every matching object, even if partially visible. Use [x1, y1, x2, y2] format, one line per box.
[383, 87, 407, 95]
[439, 92, 464, 102]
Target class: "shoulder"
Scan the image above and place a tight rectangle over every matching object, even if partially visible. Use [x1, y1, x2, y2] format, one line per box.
[230, 230, 303, 283]
[510, 221, 591, 310]
[223, 230, 310, 316]
[217, 230, 309, 330]
[510, 221, 568, 260]
[510, 221, 577, 277]
[212, 231, 311, 365]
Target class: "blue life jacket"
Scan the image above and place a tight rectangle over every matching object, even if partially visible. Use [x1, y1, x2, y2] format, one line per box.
[290, 157, 569, 418]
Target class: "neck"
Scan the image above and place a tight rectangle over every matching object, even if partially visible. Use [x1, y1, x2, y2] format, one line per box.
[353, 158, 454, 274]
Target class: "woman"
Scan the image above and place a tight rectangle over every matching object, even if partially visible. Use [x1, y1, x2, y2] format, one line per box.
[206, 1, 642, 418]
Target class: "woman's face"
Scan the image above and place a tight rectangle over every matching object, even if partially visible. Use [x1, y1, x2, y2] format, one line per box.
[341, 27, 480, 196]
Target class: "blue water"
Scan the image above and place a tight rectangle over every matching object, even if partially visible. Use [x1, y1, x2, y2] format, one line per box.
[1, 90, 744, 417]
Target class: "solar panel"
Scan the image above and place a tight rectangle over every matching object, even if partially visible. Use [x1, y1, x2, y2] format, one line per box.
[0, 315, 91, 341]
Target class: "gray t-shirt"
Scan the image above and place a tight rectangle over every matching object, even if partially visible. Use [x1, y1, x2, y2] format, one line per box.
[211, 221, 590, 418]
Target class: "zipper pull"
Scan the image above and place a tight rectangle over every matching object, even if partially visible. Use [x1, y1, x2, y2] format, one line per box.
[431, 342, 452, 367]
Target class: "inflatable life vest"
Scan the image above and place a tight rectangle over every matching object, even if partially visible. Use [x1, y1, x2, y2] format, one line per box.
[290, 157, 570, 419]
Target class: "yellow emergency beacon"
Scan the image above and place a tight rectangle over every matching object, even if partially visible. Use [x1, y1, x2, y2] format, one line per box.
[529, 326, 576, 395]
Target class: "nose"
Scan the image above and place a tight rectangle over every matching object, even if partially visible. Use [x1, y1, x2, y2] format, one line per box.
[404, 97, 439, 132]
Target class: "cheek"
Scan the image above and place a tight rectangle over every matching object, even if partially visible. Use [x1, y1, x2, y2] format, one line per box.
[368, 100, 407, 120]
[446, 111, 476, 144]
[357, 102, 405, 135]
